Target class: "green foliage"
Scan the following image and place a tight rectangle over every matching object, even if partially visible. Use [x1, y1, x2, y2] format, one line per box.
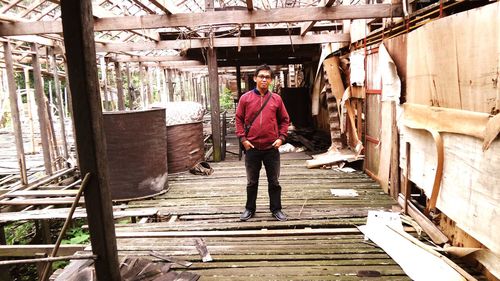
[62, 226, 90, 245]
[220, 87, 234, 110]
[52, 260, 69, 270]
[5, 221, 36, 245]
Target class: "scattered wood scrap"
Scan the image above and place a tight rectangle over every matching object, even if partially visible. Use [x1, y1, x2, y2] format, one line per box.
[194, 238, 213, 262]
[306, 148, 363, 169]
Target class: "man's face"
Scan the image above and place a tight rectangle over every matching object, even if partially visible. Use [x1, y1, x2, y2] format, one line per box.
[254, 70, 273, 92]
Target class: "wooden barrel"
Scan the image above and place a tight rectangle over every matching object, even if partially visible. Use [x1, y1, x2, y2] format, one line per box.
[103, 108, 168, 201]
[166, 121, 204, 173]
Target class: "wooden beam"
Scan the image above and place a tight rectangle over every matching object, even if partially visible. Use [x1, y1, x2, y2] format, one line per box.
[246, 0, 256, 37]
[95, 33, 350, 52]
[109, 55, 189, 62]
[116, 228, 360, 238]
[0, 4, 402, 36]
[3, 41, 28, 185]
[0, 0, 23, 14]
[18, 0, 45, 18]
[0, 245, 86, 257]
[301, 0, 336, 36]
[1, 35, 54, 46]
[60, 1, 121, 281]
[31, 43, 53, 175]
[92, 4, 159, 42]
[148, 0, 181, 14]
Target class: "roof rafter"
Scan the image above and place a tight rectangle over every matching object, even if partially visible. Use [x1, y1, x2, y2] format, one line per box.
[300, 0, 335, 36]
[93, 33, 349, 53]
[0, 4, 402, 36]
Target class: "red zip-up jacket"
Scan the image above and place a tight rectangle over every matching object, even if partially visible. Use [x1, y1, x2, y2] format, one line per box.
[236, 89, 290, 150]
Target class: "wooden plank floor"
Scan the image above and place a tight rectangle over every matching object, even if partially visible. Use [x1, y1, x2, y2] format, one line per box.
[110, 158, 415, 280]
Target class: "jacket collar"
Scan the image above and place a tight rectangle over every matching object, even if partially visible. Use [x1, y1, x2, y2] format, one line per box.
[253, 88, 271, 96]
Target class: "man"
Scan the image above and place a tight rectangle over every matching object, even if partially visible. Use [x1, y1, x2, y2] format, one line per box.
[235, 64, 290, 221]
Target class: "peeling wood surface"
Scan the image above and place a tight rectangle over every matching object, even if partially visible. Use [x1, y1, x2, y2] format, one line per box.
[401, 127, 500, 256]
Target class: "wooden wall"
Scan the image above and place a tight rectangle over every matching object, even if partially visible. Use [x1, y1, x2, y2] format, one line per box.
[402, 2, 500, 255]
[406, 2, 499, 113]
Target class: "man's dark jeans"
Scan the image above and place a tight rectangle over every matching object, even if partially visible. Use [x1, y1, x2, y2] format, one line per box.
[244, 148, 282, 213]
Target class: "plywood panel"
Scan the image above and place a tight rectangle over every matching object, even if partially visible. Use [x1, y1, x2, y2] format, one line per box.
[400, 126, 500, 255]
[406, 2, 499, 113]
[454, 2, 499, 113]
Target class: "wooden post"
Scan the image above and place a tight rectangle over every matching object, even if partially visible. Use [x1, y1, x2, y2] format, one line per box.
[146, 66, 153, 105]
[23, 68, 36, 154]
[45, 99, 61, 170]
[114, 62, 125, 110]
[179, 71, 185, 101]
[139, 62, 145, 108]
[31, 43, 53, 175]
[60, 1, 121, 280]
[205, 0, 221, 161]
[125, 62, 134, 109]
[390, 101, 400, 199]
[204, 75, 209, 110]
[403, 142, 411, 214]
[207, 47, 221, 162]
[3, 41, 28, 185]
[161, 68, 167, 104]
[99, 56, 109, 111]
[236, 64, 242, 100]
[49, 47, 69, 161]
[166, 68, 174, 102]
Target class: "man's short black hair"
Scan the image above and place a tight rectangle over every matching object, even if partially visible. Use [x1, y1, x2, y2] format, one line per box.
[254, 64, 273, 77]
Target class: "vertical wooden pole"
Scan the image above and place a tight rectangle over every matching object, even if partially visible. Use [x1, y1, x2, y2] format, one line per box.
[404, 142, 411, 214]
[126, 62, 134, 109]
[204, 75, 209, 110]
[207, 46, 221, 162]
[99, 56, 109, 111]
[146, 66, 153, 105]
[179, 71, 185, 101]
[139, 62, 145, 107]
[45, 98, 61, 170]
[236, 64, 242, 100]
[160, 68, 170, 104]
[3, 41, 28, 185]
[114, 62, 125, 110]
[167, 68, 174, 102]
[24, 68, 36, 154]
[60, 1, 121, 280]
[193, 77, 199, 104]
[49, 47, 69, 161]
[390, 101, 400, 199]
[31, 43, 53, 175]
[205, 0, 221, 161]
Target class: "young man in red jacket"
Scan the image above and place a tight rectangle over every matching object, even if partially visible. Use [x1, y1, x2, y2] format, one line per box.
[235, 64, 290, 221]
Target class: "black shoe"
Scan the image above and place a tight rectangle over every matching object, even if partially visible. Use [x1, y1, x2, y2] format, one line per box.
[272, 210, 287, 221]
[240, 209, 254, 221]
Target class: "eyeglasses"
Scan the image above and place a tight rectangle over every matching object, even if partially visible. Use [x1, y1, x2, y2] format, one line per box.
[257, 75, 272, 80]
